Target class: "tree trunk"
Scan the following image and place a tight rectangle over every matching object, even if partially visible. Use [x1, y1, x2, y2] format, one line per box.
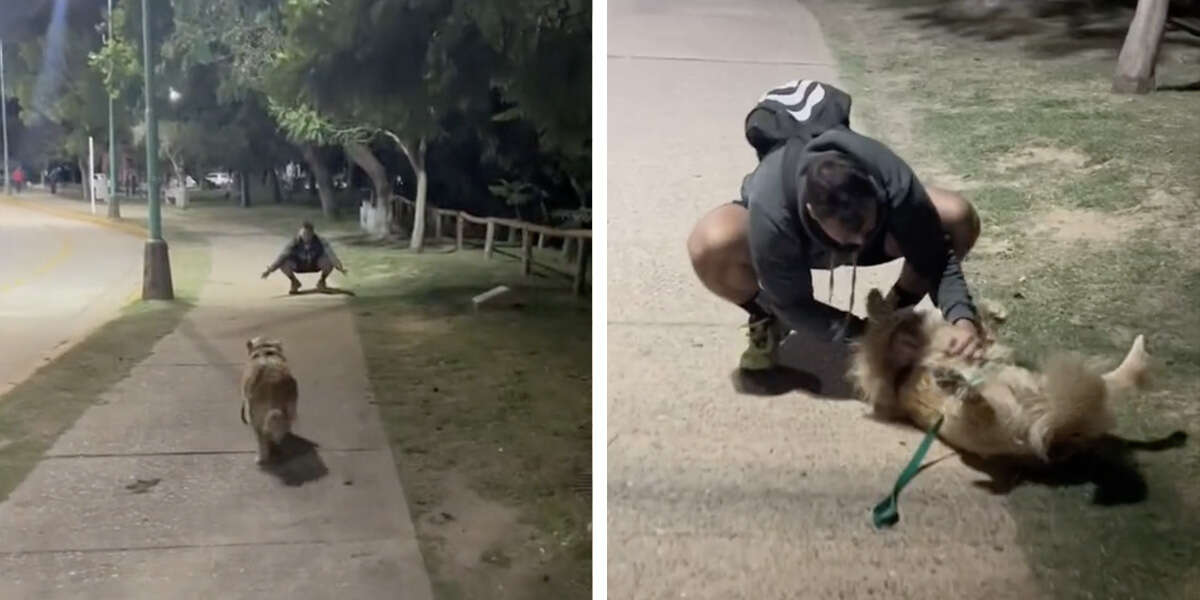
[343, 141, 393, 237]
[78, 158, 92, 205]
[301, 144, 337, 219]
[409, 139, 428, 253]
[106, 163, 122, 219]
[238, 171, 251, 207]
[177, 162, 189, 209]
[269, 168, 284, 204]
[1113, 0, 1170, 93]
[167, 157, 189, 209]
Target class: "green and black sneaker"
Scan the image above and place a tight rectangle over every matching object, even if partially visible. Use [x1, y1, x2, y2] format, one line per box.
[739, 316, 783, 371]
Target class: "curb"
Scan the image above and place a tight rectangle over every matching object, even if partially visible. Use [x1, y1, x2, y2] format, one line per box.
[0, 195, 148, 239]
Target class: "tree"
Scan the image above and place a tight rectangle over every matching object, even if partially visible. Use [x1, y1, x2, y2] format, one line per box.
[1113, 0, 1171, 93]
[89, 2, 141, 217]
[163, 0, 344, 217]
[264, 0, 466, 248]
[462, 0, 591, 209]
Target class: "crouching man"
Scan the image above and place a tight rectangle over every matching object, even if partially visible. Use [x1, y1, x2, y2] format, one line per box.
[261, 221, 348, 294]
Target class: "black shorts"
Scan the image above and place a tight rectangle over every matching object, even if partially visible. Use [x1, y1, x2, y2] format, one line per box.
[729, 198, 894, 268]
[289, 257, 324, 273]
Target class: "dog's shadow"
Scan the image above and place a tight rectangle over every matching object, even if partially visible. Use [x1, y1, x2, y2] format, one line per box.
[960, 431, 1189, 505]
[731, 333, 857, 398]
[259, 433, 330, 487]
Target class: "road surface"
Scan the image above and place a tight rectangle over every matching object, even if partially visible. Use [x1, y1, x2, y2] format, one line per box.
[0, 198, 142, 396]
[607, 1, 1045, 598]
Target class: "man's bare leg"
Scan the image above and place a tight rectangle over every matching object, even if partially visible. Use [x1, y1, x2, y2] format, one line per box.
[278, 260, 303, 294]
[316, 257, 334, 290]
[687, 204, 759, 304]
[687, 203, 781, 369]
[889, 186, 982, 304]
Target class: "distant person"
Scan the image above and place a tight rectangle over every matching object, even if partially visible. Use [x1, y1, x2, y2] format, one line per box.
[11, 166, 26, 194]
[686, 79, 985, 372]
[260, 221, 348, 294]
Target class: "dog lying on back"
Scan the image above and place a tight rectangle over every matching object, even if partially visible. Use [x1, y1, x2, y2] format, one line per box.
[848, 289, 1151, 462]
[241, 336, 299, 465]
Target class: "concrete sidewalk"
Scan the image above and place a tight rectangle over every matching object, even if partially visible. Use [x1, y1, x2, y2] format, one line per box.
[0, 212, 434, 598]
[608, 0, 1044, 598]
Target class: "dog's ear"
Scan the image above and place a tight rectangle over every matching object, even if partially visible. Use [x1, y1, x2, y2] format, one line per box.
[866, 288, 890, 319]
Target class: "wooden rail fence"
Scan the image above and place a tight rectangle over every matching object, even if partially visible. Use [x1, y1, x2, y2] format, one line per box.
[394, 198, 592, 296]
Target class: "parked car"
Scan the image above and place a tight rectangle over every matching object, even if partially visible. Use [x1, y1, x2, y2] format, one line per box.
[205, 171, 233, 187]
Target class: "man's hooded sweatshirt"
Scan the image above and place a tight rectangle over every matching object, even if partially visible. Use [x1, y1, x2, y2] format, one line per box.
[739, 79, 978, 341]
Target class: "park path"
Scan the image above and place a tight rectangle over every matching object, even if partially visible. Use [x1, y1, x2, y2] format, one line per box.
[607, 0, 1047, 597]
[0, 196, 434, 599]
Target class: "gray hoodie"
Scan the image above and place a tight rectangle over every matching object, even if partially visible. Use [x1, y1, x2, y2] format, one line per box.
[742, 126, 978, 342]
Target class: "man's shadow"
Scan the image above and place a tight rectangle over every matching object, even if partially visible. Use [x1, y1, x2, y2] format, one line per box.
[259, 433, 330, 487]
[959, 430, 1188, 505]
[731, 331, 857, 399]
[276, 287, 357, 298]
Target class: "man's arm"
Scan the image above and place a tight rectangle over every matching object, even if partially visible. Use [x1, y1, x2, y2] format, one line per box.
[319, 238, 345, 271]
[264, 239, 297, 274]
[748, 202, 864, 342]
[890, 182, 978, 327]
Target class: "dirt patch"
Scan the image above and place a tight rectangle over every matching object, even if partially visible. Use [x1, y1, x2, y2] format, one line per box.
[972, 235, 1016, 258]
[1031, 206, 1140, 243]
[995, 145, 1090, 173]
[389, 315, 455, 338]
[418, 473, 542, 599]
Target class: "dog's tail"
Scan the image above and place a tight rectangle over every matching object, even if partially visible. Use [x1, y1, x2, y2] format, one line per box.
[1103, 334, 1152, 398]
[1029, 353, 1116, 461]
[264, 408, 289, 443]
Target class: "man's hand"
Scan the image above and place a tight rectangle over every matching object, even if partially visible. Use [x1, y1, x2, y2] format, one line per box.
[945, 319, 985, 362]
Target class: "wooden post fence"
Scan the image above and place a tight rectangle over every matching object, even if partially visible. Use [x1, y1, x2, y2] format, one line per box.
[395, 198, 591, 296]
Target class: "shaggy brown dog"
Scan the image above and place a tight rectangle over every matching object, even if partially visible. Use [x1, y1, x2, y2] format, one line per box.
[241, 336, 299, 464]
[848, 289, 1151, 462]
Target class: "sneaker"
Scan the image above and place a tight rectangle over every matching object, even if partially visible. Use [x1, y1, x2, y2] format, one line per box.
[739, 316, 782, 371]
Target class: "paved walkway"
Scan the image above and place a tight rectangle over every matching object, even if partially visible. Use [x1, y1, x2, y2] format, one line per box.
[0, 198, 433, 599]
[608, 1, 1044, 598]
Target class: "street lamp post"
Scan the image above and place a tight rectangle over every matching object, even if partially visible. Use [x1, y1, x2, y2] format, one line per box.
[107, 0, 119, 219]
[141, 0, 173, 300]
[1, 39, 10, 197]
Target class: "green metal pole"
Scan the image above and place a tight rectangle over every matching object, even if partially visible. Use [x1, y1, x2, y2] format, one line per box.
[140, 0, 173, 300]
[142, 0, 160, 241]
[107, 0, 117, 217]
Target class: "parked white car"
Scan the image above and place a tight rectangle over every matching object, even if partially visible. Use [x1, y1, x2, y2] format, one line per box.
[205, 171, 233, 187]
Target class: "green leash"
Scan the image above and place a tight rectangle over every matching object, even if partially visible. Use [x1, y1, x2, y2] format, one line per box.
[871, 414, 945, 529]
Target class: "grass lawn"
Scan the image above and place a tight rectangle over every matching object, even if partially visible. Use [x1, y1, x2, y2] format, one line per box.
[810, 1, 1200, 597]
